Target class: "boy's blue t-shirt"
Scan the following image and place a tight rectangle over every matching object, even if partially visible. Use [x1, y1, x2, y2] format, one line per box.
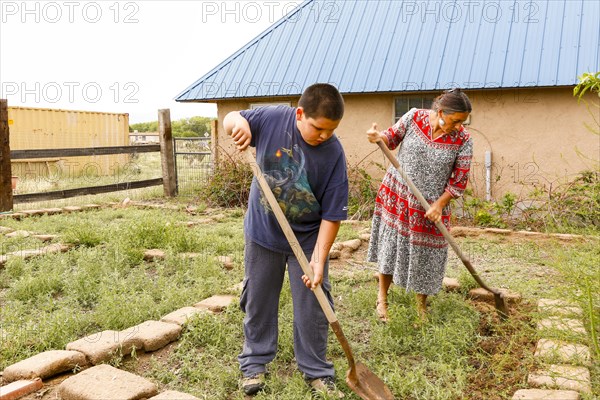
[240, 106, 348, 253]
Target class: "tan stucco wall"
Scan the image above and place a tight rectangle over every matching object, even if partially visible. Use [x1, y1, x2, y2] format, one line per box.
[211, 87, 599, 200]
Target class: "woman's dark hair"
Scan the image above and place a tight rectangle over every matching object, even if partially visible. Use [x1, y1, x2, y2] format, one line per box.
[432, 88, 472, 114]
[298, 83, 345, 121]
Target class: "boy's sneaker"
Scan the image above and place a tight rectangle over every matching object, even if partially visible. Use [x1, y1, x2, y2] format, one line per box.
[306, 376, 345, 399]
[242, 373, 266, 396]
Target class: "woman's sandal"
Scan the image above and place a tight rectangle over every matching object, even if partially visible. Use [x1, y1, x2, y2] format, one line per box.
[376, 300, 389, 323]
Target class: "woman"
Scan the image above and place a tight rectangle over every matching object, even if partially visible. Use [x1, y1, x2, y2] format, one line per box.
[366, 89, 473, 322]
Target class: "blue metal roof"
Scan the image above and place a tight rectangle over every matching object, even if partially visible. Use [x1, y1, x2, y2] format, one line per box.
[176, 0, 600, 102]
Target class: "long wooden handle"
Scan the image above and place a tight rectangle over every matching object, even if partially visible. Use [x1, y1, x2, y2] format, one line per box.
[244, 150, 358, 371]
[376, 141, 499, 294]
[244, 150, 337, 321]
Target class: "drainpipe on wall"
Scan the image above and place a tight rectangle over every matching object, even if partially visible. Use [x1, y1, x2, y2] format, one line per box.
[485, 150, 492, 202]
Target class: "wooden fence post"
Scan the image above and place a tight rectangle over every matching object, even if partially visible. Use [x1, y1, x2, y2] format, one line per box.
[211, 119, 219, 169]
[158, 109, 177, 197]
[0, 99, 13, 212]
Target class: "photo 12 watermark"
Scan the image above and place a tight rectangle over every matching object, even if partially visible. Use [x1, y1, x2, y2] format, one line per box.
[1, 81, 140, 104]
[199, 1, 341, 24]
[398, 1, 540, 24]
[0, 1, 140, 24]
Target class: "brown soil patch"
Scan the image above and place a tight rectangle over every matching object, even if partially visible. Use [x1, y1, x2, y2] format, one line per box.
[465, 301, 538, 400]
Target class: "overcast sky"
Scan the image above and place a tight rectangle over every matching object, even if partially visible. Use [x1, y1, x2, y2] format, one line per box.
[0, 0, 302, 123]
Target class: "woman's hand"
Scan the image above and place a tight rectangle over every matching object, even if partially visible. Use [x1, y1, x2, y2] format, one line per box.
[367, 123, 388, 146]
[426, 192, 453, 223]
[425, 202, 443, 223]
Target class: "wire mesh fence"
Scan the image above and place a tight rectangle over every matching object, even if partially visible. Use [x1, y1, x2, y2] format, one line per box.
[174, 137, 213, 197]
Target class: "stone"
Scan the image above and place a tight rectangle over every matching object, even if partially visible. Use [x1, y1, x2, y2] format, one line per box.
[144, 249, 166, 261]
[341, 239, 362, 251]
[442, 277, 461, 292]
[31, 234, 58, 242]
[41, 208, 64, 215]
[329, 250, 341, 259]
[512, 388, 580, 399]
[211, 213, 227, 221]
[537, 317, 586, 335]
[148, 391, 199, 400]
[0, 226, 15, 234]
[82, 204, 102, 210]
[160, 307, 208, 326]
[359, 233, 371, 242]
[538, 299, 583, 317]
[534, 339, 591, 366]
[120, 321, 182, 352]
[528, 364, 591, 394]
[516, 230, 544, 236]
[62, 206, 83, 212]
[58, 364, 157, 400]
[228, 281, 244, 292]
[9, 213, 26, 220]
[66, 330, 144, 365]
[484, 228, 512, 235]
[449, 226, 478, 237]
[185, 218, 213, 227]
[538, 299, 577, 308]
[216, 256, 234, 270]
[121, 198, 132, 207]
[5, 230, 30, 238]
[20, 210, 47, 216]
[468, 287, 521, 303]
[553, 233, 581, 241]
[330, 243, 344, 252]
[195, 295, 236, 313]
[0, 378, 43, 400]
[2, 350, 87, 382]
[8, 244, 70, 261]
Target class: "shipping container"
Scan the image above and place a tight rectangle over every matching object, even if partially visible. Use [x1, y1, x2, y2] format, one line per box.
[7, 106, 130, 179]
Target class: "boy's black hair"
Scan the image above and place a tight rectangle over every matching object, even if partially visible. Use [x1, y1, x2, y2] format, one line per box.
[298, 83, 345, 121]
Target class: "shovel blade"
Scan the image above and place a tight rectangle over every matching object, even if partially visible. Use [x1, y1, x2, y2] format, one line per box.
[346, 362, 394, 400]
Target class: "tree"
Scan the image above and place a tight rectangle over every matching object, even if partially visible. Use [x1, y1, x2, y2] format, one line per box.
[129, 116, 215, 137]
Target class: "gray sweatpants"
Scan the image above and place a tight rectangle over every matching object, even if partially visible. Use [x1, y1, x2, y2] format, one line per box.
[238, 239, 335, 380]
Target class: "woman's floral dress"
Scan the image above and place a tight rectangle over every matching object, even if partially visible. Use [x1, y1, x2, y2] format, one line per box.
[367, 108, 473, 295]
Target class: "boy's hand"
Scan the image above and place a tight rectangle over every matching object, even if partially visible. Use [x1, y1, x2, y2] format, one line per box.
[231, 123, 252, 151]
[301, 260, 324, 290]
[224, 111, 252, 151]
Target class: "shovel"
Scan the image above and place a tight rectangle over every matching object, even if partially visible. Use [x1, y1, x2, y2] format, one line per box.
[376, 140, 509, 320]
[244, 150, 394, 400]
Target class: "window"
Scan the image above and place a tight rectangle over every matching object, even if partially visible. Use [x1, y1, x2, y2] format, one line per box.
[394, 96, 433, 122]
[250, 102, 291, 110]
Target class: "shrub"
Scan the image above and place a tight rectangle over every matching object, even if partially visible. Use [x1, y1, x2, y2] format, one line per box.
[347, 164, 379, 220]
[200, 150, 253, 208]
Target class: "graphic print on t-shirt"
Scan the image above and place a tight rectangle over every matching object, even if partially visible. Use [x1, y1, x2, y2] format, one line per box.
[260, 140, 319, 222]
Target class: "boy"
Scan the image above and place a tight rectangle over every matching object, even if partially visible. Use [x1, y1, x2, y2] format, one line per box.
[223, 83, 348, 398]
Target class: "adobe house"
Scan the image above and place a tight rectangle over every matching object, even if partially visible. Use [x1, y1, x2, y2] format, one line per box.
[176, 0, 599, 201]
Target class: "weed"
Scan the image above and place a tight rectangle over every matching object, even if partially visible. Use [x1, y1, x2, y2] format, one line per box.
[197, 149, 252, 209]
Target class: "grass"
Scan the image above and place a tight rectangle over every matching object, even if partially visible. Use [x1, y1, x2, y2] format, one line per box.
[0, 207, 245, 367]
[0, 204, 598, 399]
